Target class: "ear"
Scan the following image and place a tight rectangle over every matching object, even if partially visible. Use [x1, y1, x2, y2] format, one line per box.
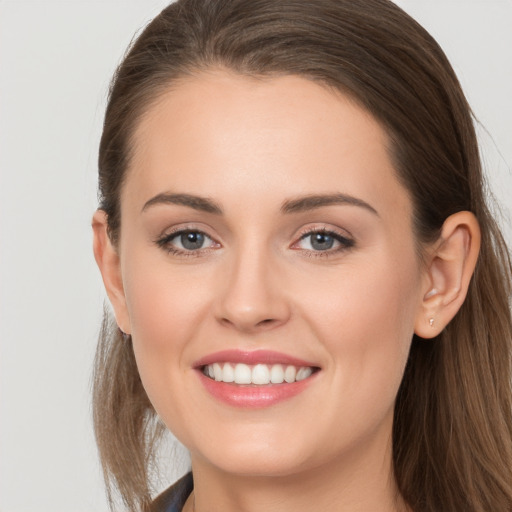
[92, 210, 131, 334]
[414, 211, 480, 339]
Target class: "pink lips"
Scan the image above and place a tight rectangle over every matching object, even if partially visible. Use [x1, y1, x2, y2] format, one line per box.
[194, 349, 317, 368]
[194, 349, 320, 409]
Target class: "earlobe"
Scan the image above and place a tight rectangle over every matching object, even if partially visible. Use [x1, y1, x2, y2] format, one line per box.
[414, 211, 480, 339]
[92, 210, 131, 334]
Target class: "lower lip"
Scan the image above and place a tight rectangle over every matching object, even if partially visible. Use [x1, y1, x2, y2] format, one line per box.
[197, 371, 318, 408]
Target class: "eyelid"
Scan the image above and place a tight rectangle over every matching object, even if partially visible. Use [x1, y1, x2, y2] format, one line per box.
[295, 223, 353, 240]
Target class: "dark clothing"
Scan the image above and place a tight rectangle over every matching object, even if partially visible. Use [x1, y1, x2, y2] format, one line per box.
[151, 473, 193, 512]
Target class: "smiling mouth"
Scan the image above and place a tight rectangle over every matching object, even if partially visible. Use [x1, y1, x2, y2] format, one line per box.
[202, 363, 318, 385]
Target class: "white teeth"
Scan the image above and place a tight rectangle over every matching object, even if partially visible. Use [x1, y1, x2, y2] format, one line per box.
[270, 364, 284, 384]
[203, 362, 314, 385]
[234, 363, 252, 384]
[284, 365, 296, 383]
[252, 364, 270, 385]
[222, 362, 234, 383]
[296, 367, 313, 381]
[213, 363, 223, 382]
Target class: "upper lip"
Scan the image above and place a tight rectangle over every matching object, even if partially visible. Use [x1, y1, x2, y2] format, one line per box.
[193, 349, 319, 369]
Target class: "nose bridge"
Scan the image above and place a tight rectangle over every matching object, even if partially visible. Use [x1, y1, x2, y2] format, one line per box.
[215, 238, 290, 332]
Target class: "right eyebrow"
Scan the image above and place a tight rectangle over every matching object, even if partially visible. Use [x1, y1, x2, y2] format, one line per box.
[141, 193, 223, 215]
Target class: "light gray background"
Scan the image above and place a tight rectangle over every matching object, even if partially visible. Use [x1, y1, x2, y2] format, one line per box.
[0, 1, 510, 511]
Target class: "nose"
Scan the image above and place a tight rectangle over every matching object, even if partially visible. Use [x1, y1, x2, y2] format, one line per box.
[214, 245, 291, 334]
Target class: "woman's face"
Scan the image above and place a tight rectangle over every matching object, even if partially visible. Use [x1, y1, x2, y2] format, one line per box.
[115, 71, 429, 478]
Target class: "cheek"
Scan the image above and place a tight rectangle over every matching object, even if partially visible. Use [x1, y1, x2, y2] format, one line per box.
[296, 250, 421, 401]
[121, 255, 214, 433]
[119, 246, 216, 410]
[122, 247, 210, 350]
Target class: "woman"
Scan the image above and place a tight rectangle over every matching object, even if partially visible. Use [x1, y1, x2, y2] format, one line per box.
[91, 0, 512, 511]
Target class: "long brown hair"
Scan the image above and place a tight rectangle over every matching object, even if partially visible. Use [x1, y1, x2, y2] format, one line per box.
[93, 1, 512, 510]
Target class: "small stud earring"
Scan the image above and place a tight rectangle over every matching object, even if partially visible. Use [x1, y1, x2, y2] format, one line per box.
[429, 318, 434, 327]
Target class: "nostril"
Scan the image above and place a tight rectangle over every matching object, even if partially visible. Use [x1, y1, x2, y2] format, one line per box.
[220, 317, 233, 327]
[219, 316, 278, 331]
[257, 319, 285, 332]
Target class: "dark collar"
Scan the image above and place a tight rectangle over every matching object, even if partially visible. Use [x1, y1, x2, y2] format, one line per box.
[151, 472, 193, 512]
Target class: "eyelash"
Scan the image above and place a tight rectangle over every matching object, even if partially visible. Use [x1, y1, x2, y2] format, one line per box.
[155, 227, 355, 258]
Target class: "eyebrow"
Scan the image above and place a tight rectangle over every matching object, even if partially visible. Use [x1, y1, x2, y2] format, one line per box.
[141, 191, 378, 217]
[142, 193, 223, 214]
[281, 193, 379, 216]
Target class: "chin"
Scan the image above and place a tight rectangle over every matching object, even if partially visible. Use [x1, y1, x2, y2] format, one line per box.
[202, 450, 312, 478]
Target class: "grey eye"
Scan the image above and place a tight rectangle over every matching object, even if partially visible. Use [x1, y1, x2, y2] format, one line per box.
[295, 230, 354, 253]
[156, 228, 219, 255]
[308, 232, 335, 250]
[179, 231, 207, 250]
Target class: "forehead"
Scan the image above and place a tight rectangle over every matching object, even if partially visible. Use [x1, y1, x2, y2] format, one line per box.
[124, 70, 412, 223]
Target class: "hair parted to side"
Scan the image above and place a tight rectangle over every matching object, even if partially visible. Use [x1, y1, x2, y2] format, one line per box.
[93, 1, 512, 511]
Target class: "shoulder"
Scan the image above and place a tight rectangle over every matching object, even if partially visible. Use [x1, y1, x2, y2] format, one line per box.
[150, 472, 194, 512]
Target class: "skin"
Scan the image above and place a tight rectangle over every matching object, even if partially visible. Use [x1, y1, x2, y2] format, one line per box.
[93, 70, 480, 512]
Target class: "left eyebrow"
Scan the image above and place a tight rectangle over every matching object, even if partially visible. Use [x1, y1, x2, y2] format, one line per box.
[281, 193, 379, 216]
